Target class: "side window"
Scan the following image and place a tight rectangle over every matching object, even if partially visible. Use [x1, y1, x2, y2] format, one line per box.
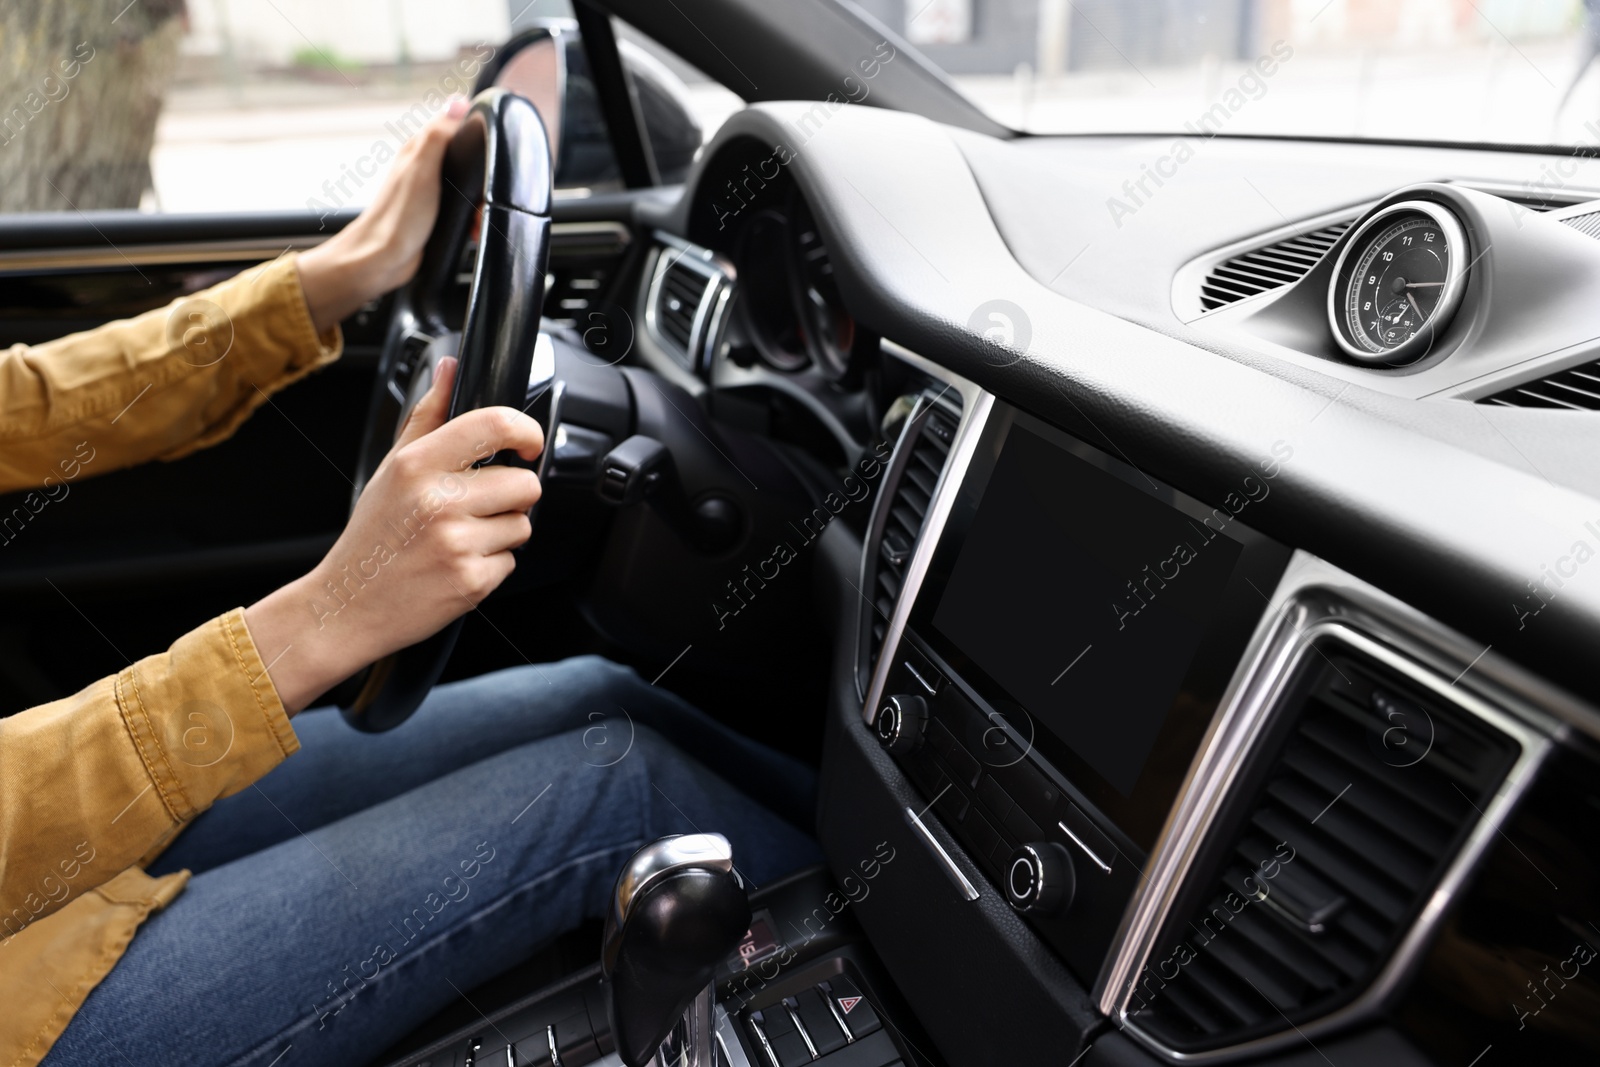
[0, 1, 733, 216]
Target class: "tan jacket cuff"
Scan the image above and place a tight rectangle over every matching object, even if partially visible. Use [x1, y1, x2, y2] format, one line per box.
[157, 253, 343, 461]
[115, 608, 300, 825]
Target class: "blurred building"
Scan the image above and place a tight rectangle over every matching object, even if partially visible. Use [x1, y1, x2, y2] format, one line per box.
[851, 0, 1579, 77]
[181, 0, 510, 69]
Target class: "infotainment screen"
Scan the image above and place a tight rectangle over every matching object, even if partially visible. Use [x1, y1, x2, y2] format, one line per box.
[909, 406, 1292, 849]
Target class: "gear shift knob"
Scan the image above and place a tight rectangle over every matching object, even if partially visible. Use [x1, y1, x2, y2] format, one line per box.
[602, 834, 752, 1067]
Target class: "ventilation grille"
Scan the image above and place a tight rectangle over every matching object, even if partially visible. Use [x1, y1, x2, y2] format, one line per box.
[1129, 649, 1518, 1054]
[867, 401, 958, 672]
[655, 256, 709, 355]
[1480, 358, 1600, 410]
[1561, 210, 1600, 240]
[1200, 222, 1352, 312]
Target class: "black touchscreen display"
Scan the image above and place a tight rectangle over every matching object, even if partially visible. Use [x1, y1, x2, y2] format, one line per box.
[912, 408, 1290, 848]
[933, 426, 1242, 795]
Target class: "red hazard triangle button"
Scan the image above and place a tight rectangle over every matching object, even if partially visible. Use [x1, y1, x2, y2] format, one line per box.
[838, 995, 862, 1014]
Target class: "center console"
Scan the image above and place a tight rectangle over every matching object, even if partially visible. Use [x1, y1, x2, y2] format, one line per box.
[865, 404, 1292, 985]
[819, 345, 1560, 1067]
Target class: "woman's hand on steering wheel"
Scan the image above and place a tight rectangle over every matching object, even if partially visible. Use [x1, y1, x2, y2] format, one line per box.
[245, 357, 544, 714]
[295, 95, 472, 334]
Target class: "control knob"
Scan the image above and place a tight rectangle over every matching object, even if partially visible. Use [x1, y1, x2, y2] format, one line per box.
[1005, 841, 1075, 916]
[874, 694, 928, 755]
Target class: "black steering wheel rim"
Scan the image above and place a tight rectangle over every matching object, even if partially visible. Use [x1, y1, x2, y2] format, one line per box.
[342, 88, 554, 732]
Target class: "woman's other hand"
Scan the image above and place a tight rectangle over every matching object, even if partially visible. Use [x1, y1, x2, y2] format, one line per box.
[295, 95, 471, 334]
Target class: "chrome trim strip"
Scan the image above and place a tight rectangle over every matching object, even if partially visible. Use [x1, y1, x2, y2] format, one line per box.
[714, 1003, 754, 1067]
[859, 338, 991, 717]
[0, 235, 329, 271]
[904, 807, 981, 902]
[1097, 551, 1564, 1063]
[0, 221, 620, 273]
[744, 1012, 780, 1067]
[1057, 820, 1114, 875]
[903, 659, 937, 695]
[786, 1002, 819, 1059]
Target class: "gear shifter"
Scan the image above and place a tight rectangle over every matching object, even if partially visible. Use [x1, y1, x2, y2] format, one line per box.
[602, 834, 752, 1067]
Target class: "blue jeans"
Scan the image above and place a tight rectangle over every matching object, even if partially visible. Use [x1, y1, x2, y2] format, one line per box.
[44, 656, 821, 1067]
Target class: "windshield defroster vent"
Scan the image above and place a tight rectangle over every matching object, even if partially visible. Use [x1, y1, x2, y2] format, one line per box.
[1127, 644, 1519, 1055]
[1199, 221, 1352, 312]
[862, 398, 959, 685]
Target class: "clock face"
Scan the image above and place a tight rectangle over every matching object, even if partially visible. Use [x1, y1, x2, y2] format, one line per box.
[1330, 202, 1467, 365]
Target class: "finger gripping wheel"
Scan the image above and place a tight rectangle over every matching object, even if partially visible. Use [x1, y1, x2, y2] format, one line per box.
[603, 834, 751, 1067]
[342, 87, 553, 733]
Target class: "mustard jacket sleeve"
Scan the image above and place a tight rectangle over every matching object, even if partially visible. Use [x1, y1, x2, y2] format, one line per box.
[0, 253, 341, 495]
[0, 607, 300, 937]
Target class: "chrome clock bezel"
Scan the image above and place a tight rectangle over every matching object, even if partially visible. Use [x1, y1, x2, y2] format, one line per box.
[1326, 199, 1469, 366]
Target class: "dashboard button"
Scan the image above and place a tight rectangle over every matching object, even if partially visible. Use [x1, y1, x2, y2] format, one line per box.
[749, 1008, 810, 1067]
[998, 759, 1061, 826]
[820, 978, 882, 1039]
[975, 775, 1013, 822]
[1004, 806, 1043, 845]
[942, 736, 981, 789]
[964, 808, 1001, 864]
[756, 1005, 795, 1039]
[934, 782, 970, 823]
[793, 989, 848, 1055]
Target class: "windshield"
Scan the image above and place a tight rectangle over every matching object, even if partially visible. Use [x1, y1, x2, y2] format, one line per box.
[906, 0, 1600, 148]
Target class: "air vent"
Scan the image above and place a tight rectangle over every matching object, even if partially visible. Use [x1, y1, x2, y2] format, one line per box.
[1562, 209, 1600, 241]
[1199, 222, 1352, 312]
[657, 259, 707, 350]
[864, 400, 959, 676]
[646, 241, 728, 372]
[1480, 358, 1600, 410]
[1129, 646, 1518, 1054]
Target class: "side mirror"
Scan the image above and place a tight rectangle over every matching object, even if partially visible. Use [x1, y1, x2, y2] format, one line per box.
[475, 21, 703, 189]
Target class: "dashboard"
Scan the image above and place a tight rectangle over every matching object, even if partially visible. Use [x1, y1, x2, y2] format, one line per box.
[611, 104, 1600, 1066]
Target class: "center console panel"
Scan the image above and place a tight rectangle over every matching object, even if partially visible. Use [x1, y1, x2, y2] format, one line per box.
[379, 868, 934, 1067]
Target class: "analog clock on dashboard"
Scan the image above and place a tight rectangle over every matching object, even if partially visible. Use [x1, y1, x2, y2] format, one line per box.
[1327, 200, 1468, 365]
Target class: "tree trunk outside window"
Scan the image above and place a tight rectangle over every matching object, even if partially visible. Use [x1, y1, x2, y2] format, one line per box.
[0, 0, 186, 212]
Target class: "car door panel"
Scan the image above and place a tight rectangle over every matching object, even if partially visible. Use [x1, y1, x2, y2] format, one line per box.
[0, 196, 644, 713]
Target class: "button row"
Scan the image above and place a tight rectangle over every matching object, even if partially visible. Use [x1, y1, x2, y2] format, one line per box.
[926, 711, 1120, 878]
[745, 976, 881, 1067]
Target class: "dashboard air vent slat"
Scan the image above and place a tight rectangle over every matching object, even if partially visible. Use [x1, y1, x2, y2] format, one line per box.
[1199, 222, 1353, 312]
[863, 400, 960, 678]
[1129, 648, 1519, 1054]
[1480, 355, 1600, 410]
[656, 259, 707, 353]
[1561, 209, 1600, 240]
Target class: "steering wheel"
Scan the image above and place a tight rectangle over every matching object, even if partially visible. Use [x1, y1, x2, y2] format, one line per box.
[342, 88, 554, 732]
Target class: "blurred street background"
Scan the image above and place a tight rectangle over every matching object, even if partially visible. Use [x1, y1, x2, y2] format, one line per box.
[6, 0, 1600, 213]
